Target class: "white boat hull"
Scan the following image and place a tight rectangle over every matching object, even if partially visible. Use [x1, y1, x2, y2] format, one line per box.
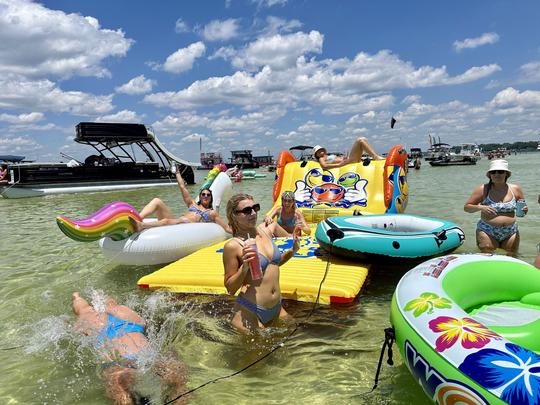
[0, 179, 178, 199]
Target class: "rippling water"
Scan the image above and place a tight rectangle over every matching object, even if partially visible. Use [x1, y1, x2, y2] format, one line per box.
[1, 153, 539, 404]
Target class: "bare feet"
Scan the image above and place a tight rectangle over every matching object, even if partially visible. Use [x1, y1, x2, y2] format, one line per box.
[375, 155, 385, 160]
[129, 217, 144, 233]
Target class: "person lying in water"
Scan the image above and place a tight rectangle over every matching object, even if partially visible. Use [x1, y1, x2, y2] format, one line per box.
[223, 193, 299, 333]
[313, 137, 384, 170]
[131, 167, 231, 233]
[72, 292, 188, 404]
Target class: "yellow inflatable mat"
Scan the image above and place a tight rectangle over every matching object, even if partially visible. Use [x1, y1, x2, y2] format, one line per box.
[138, 236, 369, 305]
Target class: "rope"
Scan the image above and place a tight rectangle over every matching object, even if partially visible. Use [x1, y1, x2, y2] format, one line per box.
[163, 236, 339, 404]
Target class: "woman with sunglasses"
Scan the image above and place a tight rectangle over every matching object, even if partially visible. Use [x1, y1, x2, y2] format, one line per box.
[131, 167, 231, 233]
[223, 193, 300, 333]
[312, 137, 383, 170]
[464, 159, 528, 256]
[264, 191, 311, 236]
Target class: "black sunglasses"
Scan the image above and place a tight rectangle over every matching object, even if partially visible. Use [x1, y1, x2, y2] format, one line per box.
[489, 170, 506, 175]
[235, 203, 261, 215]
[200, 192, 212, 197]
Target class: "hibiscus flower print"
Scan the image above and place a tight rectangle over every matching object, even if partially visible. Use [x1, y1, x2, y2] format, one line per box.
[428, 316, 500, 352]
[459, 343, 540, 405]
[404, 292, 452, 317]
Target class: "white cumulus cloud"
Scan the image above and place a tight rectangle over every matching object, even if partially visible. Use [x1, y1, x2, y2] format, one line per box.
[0, 0, 133, 79]
[232, 31, 323, 70]
[175, 18, 190, 33]
[201, 19, 240, 42]
[453, 32, 499, 52]
[115, 75, 156, 95]
[94, 110, 143, 122]
[163, 42, 206, 74]
[0, 112, 44, 123]
[0, 75, 114, 114]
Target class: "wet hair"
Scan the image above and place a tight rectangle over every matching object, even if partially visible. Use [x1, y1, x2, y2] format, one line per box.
[199, 188, 213, 209]
[226, 193, 254, 235]
[0, 164, 7, 170]
[281, 191, 294, 200]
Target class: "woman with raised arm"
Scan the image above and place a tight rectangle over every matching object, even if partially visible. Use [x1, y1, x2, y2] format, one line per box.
[131, 167, 231, 233]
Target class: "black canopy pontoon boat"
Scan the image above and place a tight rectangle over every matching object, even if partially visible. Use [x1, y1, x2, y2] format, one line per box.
[0, 122, 199, 198]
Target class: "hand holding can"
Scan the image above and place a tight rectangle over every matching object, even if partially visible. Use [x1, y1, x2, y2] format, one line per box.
[515, 199, 526, 217]
[245, 234, 262, 280]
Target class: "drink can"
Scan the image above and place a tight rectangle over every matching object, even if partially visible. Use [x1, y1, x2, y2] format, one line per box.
[515, 199, 526, 217]
[246, 237, 263, 280]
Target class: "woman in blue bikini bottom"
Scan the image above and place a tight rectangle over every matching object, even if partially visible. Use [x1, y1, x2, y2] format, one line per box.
[72, 292, 188, 404]
[476, 220, 518, 243]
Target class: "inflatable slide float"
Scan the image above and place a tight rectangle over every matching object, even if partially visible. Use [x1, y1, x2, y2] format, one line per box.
[137, 145, 408, 302]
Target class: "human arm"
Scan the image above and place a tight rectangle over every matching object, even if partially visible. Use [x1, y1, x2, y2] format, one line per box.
[279, 231, 300, 266]
[262, 222, 300, 265]
[212, 212, 233, 234]
[223, 240, 252, 295]
[295, 210, 311, 235]
[511, 184, 528, 215]
[317, 156, 346, 170]
[175, 169, 195, 207]
[464, 184, 497, 216]
[264, 206, 281, 226]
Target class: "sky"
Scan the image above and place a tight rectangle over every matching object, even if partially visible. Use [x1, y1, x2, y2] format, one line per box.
[1, 0, 539, 163]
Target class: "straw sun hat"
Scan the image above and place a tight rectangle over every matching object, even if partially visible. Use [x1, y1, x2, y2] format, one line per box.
[486, 159, 511, 178]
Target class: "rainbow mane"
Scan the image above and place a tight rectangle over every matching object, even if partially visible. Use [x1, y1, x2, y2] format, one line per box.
[56, 201, 142, 242]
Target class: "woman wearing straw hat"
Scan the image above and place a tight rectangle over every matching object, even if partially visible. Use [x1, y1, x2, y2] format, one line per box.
[464, 159, 528, 256]
[312, 137, 383, 170]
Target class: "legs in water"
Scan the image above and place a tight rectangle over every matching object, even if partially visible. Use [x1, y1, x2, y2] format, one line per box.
[347, 137, 384, 162]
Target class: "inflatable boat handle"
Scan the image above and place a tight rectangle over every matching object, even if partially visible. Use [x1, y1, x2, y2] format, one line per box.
[327, 228, 344, 242]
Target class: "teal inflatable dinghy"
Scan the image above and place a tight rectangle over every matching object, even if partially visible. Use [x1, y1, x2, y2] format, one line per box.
[315, 214, 464, 261]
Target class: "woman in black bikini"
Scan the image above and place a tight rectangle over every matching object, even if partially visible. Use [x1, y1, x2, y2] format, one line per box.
[131, 167, 231, 233]
[223, 193, 299, 333]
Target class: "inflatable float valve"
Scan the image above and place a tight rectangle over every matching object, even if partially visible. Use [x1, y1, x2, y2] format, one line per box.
[326, 228, 344, 243]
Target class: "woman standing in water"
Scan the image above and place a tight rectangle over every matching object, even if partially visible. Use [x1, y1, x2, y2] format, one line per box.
[464, 159, 528, 256]
[223, 193, 299, 333]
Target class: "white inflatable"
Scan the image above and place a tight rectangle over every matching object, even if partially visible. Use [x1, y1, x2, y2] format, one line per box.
[99, 172, 232, 265]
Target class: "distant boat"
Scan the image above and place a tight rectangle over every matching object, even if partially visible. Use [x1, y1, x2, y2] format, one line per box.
[198, 152, 223, 170]
[425, 143, 451, 161]
[0, 122, 198, 199]
[225, 150, 260, 169]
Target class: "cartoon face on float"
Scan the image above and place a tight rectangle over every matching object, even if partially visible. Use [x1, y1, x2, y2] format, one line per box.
[311, 183, 345, 203]
[338, 172, 359, 188]
[305, 168, 334, 188]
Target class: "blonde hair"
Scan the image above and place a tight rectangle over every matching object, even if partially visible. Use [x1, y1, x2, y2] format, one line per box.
[226, 193, 254, 235]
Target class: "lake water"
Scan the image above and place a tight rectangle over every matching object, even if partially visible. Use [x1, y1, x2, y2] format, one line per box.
[1, 153, 539, 404]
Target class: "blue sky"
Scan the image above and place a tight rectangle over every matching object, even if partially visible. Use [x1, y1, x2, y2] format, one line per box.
[1, 0, 539, 163]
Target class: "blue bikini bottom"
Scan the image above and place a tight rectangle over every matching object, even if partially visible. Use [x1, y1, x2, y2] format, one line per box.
[477, 220, 518, 243]
[236, 294, 281, 324]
